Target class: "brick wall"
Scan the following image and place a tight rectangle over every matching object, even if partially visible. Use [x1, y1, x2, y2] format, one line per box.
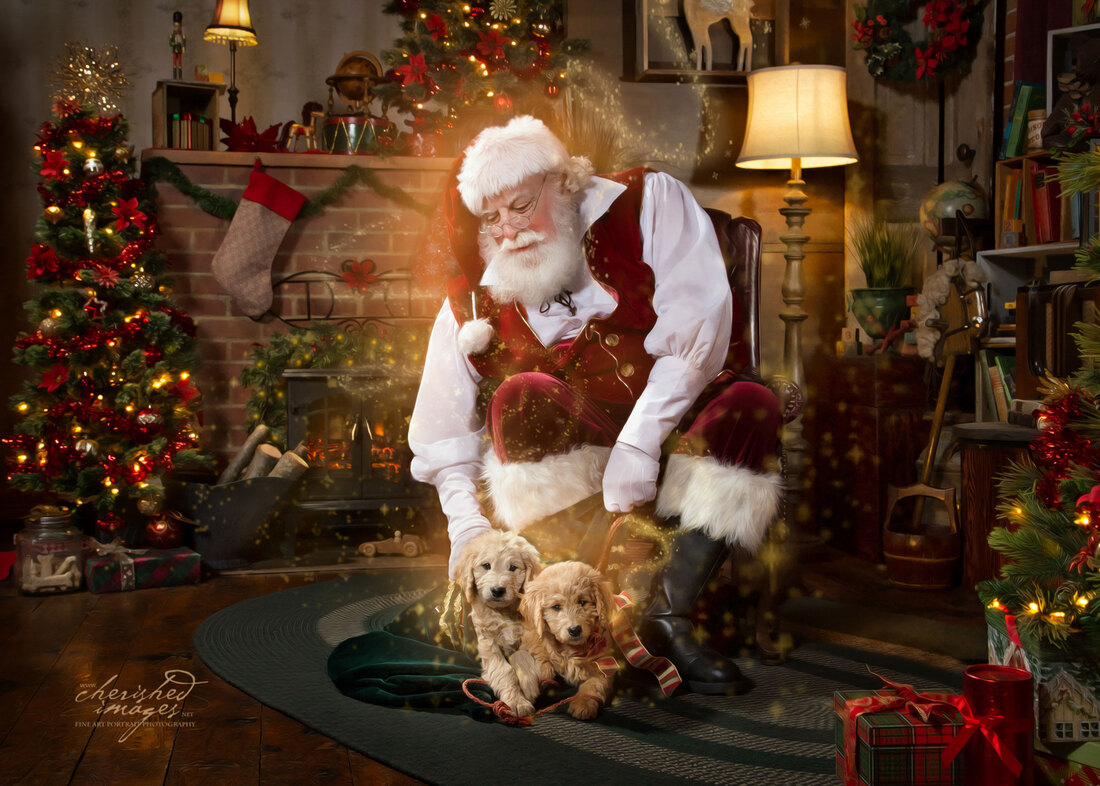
[142, 150, 453, 462]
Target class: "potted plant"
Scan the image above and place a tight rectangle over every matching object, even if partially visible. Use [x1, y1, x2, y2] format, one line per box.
[848, 217, 920, 341]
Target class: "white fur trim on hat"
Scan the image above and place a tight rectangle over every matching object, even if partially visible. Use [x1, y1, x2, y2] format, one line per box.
[482, 444, 611, 531]
[457, 115, 592, 213]
[656, 453, 781, 555]
[457, 317, 493, 355]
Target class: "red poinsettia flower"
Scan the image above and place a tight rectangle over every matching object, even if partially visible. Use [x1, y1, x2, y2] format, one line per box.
[341, 259, 378, 293]
[426, 13, 448, 41]
[476, 29, 512, 61]
[40, 149, 67, 179]
[92, 265, 120, 288]
[219, 116, 283, 153]
[38, 364, 69, 392]
[915, 45, 940, 80]
[112, 197, 147, 231]
[397, 53, 431, 87]
[169, 377, 199, 405]
[25, 244, 59, 280]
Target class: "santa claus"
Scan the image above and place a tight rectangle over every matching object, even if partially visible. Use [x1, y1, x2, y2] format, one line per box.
[409, 115, 782, 694]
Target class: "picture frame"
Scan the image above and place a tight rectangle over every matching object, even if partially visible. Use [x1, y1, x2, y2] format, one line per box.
[623, 0, 788, 84]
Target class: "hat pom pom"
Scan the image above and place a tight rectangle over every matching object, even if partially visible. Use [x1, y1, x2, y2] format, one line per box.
[457, 318, 493, 355]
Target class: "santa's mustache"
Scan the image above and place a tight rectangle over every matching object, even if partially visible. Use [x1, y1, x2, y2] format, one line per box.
[496, 230, 546, 252]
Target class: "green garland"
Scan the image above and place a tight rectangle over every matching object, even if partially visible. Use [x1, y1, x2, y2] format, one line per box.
[239, 323, 427, 445]
[140, 156, 435, 220]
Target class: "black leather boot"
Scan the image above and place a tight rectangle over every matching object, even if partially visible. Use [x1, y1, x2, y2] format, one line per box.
[637, 528, 748, 695]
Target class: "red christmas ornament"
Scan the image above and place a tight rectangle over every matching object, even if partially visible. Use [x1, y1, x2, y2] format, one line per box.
[145, 515, 183, 548]
[136, 408, 164, 436]
[545, 80, 560, 97]
[494, 93, 514, 112]
[96, 512, 124, 542]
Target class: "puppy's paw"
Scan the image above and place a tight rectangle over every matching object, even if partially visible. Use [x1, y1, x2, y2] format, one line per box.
[512, 698, 535, 718]
[568, 695, 601, 720]
[538, 662, 555, 682]
[509, 651, 540, 698]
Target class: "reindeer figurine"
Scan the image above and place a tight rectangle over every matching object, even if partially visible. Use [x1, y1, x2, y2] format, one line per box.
[684, 0, 755, 72]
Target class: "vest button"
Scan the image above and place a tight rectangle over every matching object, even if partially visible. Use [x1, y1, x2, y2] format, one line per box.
[604, 333, 620, 347]
[620, 362, 635, 377]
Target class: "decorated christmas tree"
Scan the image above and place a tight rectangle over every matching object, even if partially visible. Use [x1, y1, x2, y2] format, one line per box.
[976, 149, 1100, 660]
[3, 99, 210, 537]
[375, 0, 586, 143]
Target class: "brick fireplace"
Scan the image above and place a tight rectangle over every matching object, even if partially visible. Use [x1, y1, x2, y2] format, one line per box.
[143, 149, 453, 466]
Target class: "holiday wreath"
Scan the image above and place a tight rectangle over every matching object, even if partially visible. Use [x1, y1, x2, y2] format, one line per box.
[852, 0, 986, 84]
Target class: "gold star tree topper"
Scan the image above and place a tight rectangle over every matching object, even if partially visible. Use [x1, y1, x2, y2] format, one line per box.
[50, 43, 132, 114]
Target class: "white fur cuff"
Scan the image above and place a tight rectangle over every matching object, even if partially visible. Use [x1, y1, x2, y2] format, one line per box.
[655, 453, 781, 555]
[482, 445, 611, 531]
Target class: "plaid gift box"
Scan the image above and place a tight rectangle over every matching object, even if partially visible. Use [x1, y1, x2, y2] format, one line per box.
[84, 546, 201, 593]
[834, 688, 965, 786]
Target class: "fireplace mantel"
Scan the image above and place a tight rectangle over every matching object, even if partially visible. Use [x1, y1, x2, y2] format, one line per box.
[143, 148, 456, 172]
[142, 149, 454, 461]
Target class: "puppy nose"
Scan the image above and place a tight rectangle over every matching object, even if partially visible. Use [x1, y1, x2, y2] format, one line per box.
[567, 625, 582, 638]
[490, 586, 505, 598]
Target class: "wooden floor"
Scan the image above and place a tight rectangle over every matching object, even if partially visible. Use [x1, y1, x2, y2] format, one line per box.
[0, 569, 424, 785]
[0, 545, 987, 785]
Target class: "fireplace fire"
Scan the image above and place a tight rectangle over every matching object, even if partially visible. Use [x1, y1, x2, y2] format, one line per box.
[283, 367, 432, 518]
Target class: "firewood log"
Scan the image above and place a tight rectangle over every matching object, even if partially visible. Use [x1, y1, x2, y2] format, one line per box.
[268, 450, 309, 483]
[292, 441, 309, 459]
[240, 443, 282, 480]
[217, 423, 272, 484]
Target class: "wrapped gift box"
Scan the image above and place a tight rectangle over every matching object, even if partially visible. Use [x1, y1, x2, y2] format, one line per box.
[84, 546, 201, 593]
[834, 688, 965, 786]
[987, 609, 1100, 745]
[1035, 749, 1100, 786]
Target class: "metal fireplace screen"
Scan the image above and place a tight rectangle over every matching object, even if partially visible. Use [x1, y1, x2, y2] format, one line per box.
[283, 368, 427, 511]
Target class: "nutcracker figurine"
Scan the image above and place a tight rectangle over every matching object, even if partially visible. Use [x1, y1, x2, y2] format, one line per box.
[170, 11, 186, 80]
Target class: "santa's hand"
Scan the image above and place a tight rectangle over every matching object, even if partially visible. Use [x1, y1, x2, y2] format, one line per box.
[602, 442, 659, 513]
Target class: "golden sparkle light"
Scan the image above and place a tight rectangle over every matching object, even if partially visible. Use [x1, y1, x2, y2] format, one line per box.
[50, 42, 132, 114]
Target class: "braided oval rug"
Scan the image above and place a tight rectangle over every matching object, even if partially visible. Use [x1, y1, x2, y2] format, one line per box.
[194, 570, 965, 786]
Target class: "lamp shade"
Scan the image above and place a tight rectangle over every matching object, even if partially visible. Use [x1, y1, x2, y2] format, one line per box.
[736, 65, 858, 170]
[203, 0, 258, 46]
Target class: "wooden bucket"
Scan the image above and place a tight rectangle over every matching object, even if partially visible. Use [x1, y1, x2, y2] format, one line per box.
[881, 484, 961, 590]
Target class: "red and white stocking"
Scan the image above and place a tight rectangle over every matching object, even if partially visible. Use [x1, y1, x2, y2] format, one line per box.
[212, 161, 307, 317]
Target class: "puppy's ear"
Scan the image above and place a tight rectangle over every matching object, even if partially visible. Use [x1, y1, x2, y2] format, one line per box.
[453, 541, 479, 605]
[595, 577, 617, 624]
[520, 580, 546, 639]
[520, 537, 542, 584]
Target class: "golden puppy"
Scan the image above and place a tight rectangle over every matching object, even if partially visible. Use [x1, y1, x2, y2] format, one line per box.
[520, 560, 618, 720]
[455, 529, 542, 717]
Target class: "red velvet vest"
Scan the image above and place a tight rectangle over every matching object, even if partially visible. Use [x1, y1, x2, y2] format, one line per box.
[448, 168, 655, 405]
[446, 168, 750, 408]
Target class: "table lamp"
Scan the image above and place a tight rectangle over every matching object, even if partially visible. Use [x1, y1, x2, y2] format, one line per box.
[736, 64, 858, 528]
[203, 0, 258, 124]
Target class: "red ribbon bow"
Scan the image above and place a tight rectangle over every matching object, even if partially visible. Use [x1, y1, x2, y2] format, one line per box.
[840, 670, 1024, 784]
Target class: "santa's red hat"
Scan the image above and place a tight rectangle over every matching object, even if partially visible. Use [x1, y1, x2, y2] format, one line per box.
[456, 115, 593, 213]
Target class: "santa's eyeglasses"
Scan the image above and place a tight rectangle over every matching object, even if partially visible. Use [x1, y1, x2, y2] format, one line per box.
[478, 175, 548, 237]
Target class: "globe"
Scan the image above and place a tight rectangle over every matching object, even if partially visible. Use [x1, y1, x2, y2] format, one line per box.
[918, 179, 989, 254]
[326, 51, 383, 115]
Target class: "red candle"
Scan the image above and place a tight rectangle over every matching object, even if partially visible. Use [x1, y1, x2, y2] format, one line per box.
[963, 664, 1033, 786]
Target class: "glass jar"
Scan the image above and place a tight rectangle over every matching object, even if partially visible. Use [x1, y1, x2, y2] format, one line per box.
[13, 507, 84, 595]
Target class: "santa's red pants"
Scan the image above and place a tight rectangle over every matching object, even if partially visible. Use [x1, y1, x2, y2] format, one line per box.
[485, 371, 779, 470]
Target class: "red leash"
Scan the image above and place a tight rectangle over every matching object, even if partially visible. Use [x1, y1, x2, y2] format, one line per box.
[461, 678, 575, 725]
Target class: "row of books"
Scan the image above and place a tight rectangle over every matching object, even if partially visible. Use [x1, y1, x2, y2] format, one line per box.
[1000, 81, 1047, 160]
[1000, 161, 1074, 246]
[978, 348, 1017, 423]
[169, 113, 213, 151]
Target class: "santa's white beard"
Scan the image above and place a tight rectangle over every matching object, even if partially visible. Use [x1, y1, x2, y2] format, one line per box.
[480, 203, 584, 306]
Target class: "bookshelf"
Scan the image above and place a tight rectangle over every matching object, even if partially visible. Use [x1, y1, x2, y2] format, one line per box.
[151, 81, 225, 150]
